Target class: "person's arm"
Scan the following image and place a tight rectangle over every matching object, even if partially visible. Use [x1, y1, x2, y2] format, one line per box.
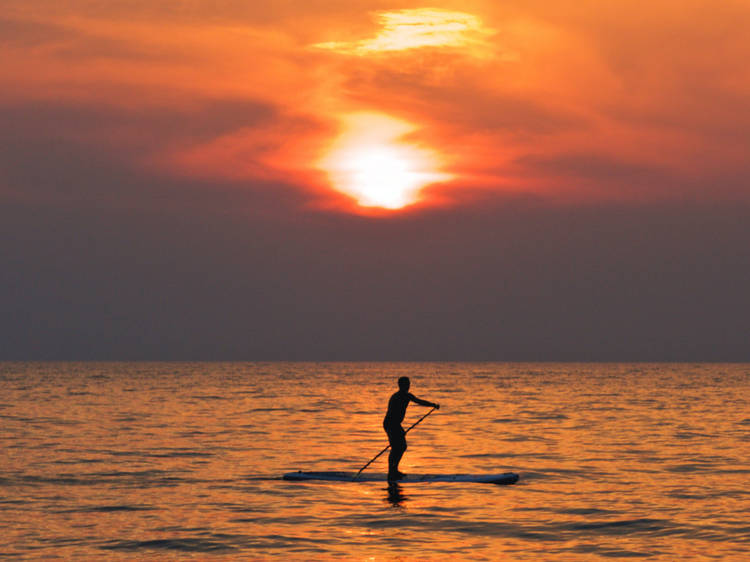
[408, 393, 440, 409]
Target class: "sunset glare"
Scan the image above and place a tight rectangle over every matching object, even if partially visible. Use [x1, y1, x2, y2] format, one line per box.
[320, 113, 451, 208]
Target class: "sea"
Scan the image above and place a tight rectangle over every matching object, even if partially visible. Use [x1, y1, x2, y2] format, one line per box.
[1, 362, 748, 560]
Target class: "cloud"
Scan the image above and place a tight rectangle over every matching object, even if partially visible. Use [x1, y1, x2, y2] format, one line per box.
[1, 0, 749, 214]
[0, 97, 287, 207]
[3, 185, 749, 359]
[515, 152, 670, 184]
[0, 16, 73, 47]
[314, 8, 494, 56]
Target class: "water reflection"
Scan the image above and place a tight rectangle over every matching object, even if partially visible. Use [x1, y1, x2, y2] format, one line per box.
[385, 482, 407, 508]
[1, 362, 748, 560]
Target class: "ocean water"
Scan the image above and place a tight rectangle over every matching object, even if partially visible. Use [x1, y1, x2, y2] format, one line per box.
[1, 362, 748, 560]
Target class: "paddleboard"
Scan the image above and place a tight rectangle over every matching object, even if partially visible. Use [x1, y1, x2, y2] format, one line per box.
[283, 471, 519, 485]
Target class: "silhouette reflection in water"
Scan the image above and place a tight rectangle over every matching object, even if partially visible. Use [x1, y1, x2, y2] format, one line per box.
[386, 482, 407, 507]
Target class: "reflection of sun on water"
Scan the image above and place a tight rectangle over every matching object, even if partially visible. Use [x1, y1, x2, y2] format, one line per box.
[319, 113, 451, 209]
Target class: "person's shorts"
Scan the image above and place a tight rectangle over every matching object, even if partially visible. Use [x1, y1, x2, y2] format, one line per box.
[383, 422, 406, 450]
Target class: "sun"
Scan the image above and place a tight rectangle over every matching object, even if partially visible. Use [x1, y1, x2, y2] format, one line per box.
[329, 144, 439, 209]
[319, 113, 451, 209]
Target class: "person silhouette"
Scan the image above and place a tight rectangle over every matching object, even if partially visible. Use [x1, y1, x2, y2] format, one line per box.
[383, 376, 439, 480]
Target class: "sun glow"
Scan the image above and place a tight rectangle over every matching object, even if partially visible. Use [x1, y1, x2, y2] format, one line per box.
[320, 113, 451, 209]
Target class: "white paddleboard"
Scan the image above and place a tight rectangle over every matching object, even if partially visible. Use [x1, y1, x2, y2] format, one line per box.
[283, 471, 519, 485]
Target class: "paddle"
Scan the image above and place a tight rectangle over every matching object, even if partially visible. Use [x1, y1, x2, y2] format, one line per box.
[354, 406, 437, 479]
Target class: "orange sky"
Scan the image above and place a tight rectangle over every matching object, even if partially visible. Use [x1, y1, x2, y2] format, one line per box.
[2, 0, 749, 213]
[2, 2, 750, 361]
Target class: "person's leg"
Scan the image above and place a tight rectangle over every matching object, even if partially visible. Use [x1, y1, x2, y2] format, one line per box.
[384, 423, 397, 475]
[388, 427, 407, 478]
[388, 445, 404, 471]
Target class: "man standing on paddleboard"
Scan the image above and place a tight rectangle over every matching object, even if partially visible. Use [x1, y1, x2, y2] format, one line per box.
[383, 376, 439, 481]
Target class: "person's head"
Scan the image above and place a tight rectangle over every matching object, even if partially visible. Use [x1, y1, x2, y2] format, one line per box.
[398, 376, 410, 392]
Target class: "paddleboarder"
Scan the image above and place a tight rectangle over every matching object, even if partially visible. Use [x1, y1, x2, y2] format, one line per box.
[383, 376, 439, 480]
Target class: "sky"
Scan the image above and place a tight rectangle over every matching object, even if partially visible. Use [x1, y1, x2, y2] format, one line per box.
[1, 1, 749, 360]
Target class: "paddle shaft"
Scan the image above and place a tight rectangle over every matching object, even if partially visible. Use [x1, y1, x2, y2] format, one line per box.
[355, 406, 437, 479]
